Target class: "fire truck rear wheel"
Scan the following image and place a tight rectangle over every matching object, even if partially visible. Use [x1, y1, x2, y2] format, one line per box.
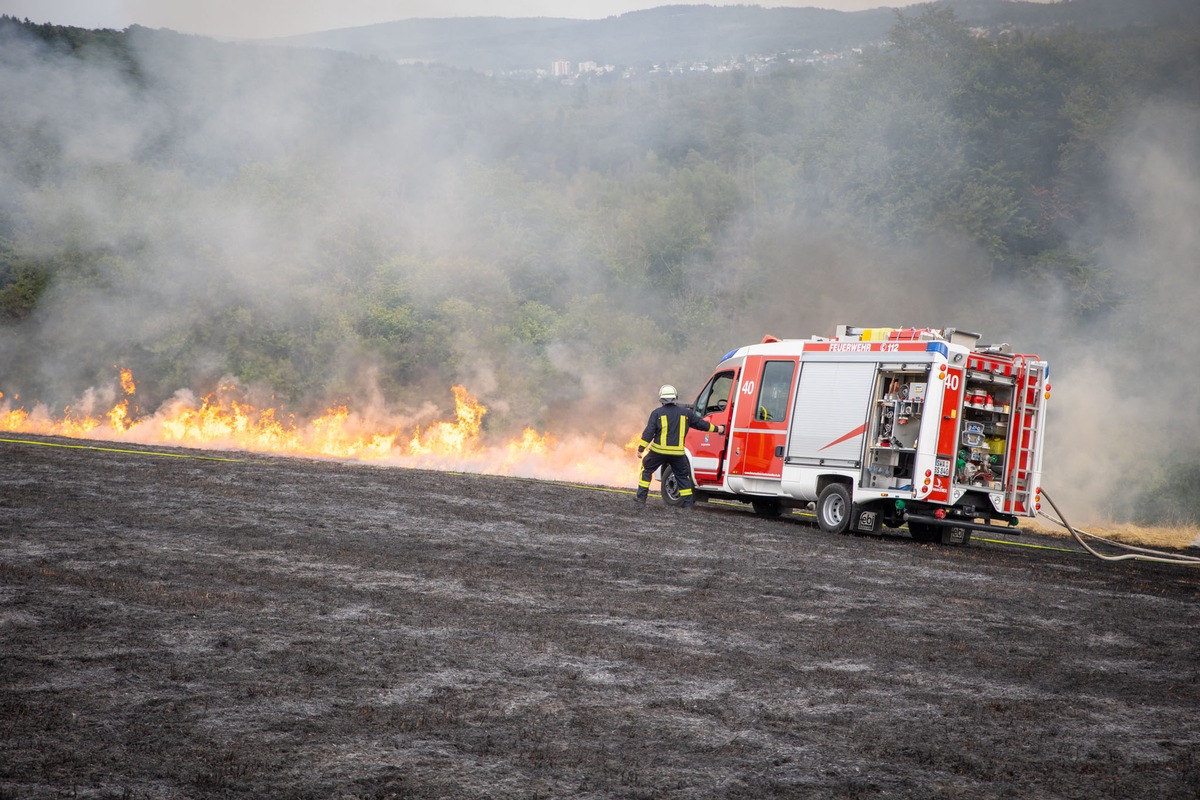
[908, 521, 939, 543]
[816, 484, 851, 534]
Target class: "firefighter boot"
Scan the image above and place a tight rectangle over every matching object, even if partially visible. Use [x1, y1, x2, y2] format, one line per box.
[680, 487, 696, 510]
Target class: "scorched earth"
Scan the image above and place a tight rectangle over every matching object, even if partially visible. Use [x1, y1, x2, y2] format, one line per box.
[1, 434, 1198, 799]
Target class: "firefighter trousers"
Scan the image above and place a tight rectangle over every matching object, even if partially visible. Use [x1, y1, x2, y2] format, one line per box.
[637, 450, 695, 506]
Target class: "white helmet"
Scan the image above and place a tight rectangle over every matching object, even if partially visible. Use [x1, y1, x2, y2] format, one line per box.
[658, 384, 678, 404]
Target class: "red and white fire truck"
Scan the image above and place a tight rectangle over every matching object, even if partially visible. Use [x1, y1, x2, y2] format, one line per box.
[665, 325, 1051, 545]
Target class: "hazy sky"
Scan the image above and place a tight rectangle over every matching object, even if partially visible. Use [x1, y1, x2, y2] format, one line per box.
[0, 0, 929, 39]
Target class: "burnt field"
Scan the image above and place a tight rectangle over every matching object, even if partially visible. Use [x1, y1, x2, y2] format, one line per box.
[2, 435, 1199, 799]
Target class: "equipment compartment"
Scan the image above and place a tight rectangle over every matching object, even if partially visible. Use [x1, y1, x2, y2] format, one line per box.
[957, 372, 1014, 490]
[864, 368, 928, 490]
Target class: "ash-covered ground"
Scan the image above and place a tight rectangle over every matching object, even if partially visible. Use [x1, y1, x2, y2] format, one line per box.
[2, 435, 1199, 799]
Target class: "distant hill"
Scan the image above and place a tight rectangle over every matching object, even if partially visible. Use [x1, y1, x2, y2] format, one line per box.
[271, 5, 896, 73]
[268, 0, 1200, 74]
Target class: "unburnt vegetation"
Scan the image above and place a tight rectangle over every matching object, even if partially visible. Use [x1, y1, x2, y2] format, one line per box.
[2, 436, 1198, 798]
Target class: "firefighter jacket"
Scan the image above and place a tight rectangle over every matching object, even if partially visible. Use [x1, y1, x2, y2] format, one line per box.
[638, 402, 718, 456]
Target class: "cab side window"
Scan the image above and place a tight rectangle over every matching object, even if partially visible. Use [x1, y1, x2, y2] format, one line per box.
[755, 361, 795, 421]
[696, 371, 735, 415]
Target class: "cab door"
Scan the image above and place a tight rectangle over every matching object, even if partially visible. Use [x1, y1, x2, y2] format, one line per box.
[728, 356, 797, 479]
[686, 368, 738, 486]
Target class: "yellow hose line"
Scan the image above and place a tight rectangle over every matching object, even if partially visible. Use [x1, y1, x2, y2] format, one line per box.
[972, 536, 1082, 554]
[0, 437, 245, 463]
[441, 469, 636, 495]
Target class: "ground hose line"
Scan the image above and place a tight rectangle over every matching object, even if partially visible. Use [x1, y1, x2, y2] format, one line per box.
[7, 436, 1195, 563]
[1040, 489, 1200, 566]
[0, 437, 246, 463]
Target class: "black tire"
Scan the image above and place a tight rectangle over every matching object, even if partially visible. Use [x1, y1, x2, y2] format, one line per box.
[816, 484, 851, 534]
[908, 520, 939, 543]
[660, 466, 684, 507]
[751, 498, 783, 517]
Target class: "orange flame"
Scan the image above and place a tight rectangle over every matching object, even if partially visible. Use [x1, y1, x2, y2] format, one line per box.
[3, 406, 28, 430]
[1, 370, 640, 487]
[118, 367, 136, 395]
[107, 399, 132, 431]
[409, 386, 485, 457]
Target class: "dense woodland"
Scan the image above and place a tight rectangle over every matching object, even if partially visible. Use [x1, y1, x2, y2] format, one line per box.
[1, 10, 1198, 523]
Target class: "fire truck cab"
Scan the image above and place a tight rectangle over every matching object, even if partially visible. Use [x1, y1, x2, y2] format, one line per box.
[667, 325, 1051, 545]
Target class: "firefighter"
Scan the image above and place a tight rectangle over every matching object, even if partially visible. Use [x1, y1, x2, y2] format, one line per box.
[635, 384, 726, 508]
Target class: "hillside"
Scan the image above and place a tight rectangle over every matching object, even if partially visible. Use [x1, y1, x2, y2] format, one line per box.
[3, 10, 1200, 527]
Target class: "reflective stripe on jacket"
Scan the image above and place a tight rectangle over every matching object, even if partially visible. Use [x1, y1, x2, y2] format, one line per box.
[639, 403, 716, 455]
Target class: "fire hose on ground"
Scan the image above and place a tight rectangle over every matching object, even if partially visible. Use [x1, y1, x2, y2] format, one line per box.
[1040, 489, 1200, 566]
[5, 436, 1198, 565]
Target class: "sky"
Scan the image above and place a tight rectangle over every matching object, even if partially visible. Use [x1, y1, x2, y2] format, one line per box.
[0, 0, 930, 39]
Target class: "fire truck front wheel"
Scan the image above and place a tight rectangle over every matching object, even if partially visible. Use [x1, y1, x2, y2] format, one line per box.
[659, 466, 684, 507]
[816, 484, 852, 534]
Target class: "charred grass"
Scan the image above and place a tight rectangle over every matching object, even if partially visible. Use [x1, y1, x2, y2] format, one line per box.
[1, 435, 1199, 799]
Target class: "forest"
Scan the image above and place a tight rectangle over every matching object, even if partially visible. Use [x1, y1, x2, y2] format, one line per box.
[1, 9, 1198, 524]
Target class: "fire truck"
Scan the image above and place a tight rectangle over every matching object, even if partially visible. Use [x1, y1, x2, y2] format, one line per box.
[664, 325, 1051, 545]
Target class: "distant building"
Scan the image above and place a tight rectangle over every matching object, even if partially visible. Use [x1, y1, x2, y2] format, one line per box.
[578, 60, 598, 74]
[552, 60, 572, 77]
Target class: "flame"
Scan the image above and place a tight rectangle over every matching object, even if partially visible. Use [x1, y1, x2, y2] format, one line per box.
[118, 367, 136, 395]
[0, 370, 640, 487]
[107, 399, 132, 431]
[3, 406, 28, 430]
[409, 386, 485, 457]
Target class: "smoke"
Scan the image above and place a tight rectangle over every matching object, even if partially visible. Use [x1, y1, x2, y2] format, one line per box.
[1034, 102, 1200, 522]
[1, 29, 411, 388]
[0, 22, 663, 453]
